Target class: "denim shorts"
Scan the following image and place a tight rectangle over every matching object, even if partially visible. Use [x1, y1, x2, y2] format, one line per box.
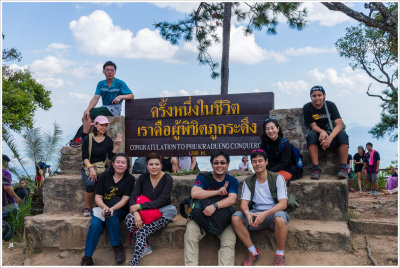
[232, 209, 289, 231]
[366, 173, 378, 183]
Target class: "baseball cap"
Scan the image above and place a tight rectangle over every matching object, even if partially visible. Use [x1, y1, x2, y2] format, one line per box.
[357, 145, 364, 150]
[92, 115, 109, 125]
[2, 155, 11, 162]
[310, 85, 325, 95]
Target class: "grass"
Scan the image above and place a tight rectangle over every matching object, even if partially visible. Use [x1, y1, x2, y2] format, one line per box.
[3, 199, 32, 242]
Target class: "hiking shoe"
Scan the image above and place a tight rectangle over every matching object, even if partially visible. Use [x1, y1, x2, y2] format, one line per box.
[368, 190, 374, 194]
[310, 168, 321, 180]
[140, 244, 153, 258]
[337, 167, 347, 179]
[82, 207, 91, 217]
[359, 190, 363, 195]
[274, 254, 286, 266]
[373, 190, 378, 196]
[113, 243, 125, 264]
[349, 187, 355, 193]
[242, 248, 259, 266]
[81, 256, 94, 266]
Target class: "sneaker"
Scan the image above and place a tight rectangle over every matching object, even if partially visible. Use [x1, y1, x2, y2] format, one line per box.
[113, 243, 126, 264]
[373, 190, 378, 196]
[82, 207, 91, 217]
[81, 256, 94, 266]
[349, 187, 355, 193]
[368, 190, 373, 194]
[70, 137, 83, 147]
[337, 167, 347, 179]
[274, 254, 286, 266]
[140, 244, 153, 258]
[242, 248, 259, 266]
[310, 168, 321, 180]
[359, 190, 363, 195]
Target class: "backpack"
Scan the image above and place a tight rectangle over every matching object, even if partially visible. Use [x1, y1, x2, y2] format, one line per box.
[132, 157, 148, 174]
[245, 172, 300, 213]
[267, 138, 303, 180]
[179, 172, 235, 235]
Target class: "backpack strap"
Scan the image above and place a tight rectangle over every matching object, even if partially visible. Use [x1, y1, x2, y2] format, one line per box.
[244, 173, 257, 209]
[267, 171, 279, 204]
[88, 133, 93, 162]
[278, 138, 287, 153]
[202, 172, 220, 190]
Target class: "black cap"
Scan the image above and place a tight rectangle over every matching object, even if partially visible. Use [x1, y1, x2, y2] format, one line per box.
[2, 155, 11, 162]
[310, 85, 325, 95]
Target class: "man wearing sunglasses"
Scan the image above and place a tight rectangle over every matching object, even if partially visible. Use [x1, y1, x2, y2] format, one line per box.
[232, 149, 289, 266]
[303, 85, 349, 179]
[184, 150, 238, 266]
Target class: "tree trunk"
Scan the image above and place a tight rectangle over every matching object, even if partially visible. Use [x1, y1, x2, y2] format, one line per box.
[221, 2, 232, 95]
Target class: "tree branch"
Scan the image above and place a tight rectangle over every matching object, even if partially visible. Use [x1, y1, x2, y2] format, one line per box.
[366, 84, 389, 102]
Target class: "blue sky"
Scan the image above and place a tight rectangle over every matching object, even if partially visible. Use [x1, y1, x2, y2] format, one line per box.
[2, 1, 398, 170]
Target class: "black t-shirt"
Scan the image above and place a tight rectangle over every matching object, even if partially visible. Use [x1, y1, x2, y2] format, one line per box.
[129, 173, 173, 209]
[347, 154, 353, 164]
[14, 187, 30, 202]
[82, 135, 115, 163]
[353, 153, 365, 171]
[303, 100, 341, 130]
[94, 170, 135, 208]
[161, 157, 173, 173]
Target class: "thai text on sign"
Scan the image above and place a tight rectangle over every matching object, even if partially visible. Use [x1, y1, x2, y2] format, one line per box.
[125, 92, 274, 156]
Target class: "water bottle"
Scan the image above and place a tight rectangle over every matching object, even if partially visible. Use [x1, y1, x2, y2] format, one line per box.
[297, 158, 303, 168]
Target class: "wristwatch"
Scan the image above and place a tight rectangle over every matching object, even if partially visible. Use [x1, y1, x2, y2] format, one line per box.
[213, 203, 219, 209]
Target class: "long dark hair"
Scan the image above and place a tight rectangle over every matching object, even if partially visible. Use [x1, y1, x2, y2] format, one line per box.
[260, 118, 284, 148]
[109, 153, 131, 177]
[92, 123, 107, 137]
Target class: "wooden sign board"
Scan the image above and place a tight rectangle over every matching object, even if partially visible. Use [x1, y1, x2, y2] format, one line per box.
[125, 92, 274, 157]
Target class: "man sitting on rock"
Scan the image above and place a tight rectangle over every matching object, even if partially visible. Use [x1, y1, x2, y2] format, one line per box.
[232, 149, 289, 266]
[303, 85, 349, 179]
[184, 150, 238, 266]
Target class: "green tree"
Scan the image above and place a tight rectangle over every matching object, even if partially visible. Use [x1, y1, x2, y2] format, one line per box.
[2, 36, 52, 133]
[334, 3, 398, 142]
[155, 2, 307, 94]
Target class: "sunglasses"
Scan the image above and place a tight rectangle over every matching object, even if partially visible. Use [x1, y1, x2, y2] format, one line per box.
[212, 161, 227, 166]
[251, 149, 264, 153]
[264, 117, 278, 123]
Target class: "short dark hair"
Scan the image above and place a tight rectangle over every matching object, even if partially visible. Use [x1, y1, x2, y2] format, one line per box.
[250, 149, 268, 161]
[109, 153, 131, 177]
[103, 61, 117, 71]
[2, 154, 10, 162]
[366, 142, 373, 147]
[146, 152, 162, 163]
[210, 150, 230, 164]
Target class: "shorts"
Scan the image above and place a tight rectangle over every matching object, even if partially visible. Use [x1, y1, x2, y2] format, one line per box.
[346, 164, 354, 180]
[89, 107, 113, 120]
[305, 129, 349, 148]
[366, 173, 378, 183]
[232, 209, 289, 231]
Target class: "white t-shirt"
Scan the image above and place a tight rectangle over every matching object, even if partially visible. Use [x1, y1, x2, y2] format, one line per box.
[178, 156, 192, 171]
[239, 162, 252, 172]
[241, 174, 287, 211]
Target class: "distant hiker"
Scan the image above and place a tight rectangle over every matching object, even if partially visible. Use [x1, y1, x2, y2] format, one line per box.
[184, 150, 238, 266]
[70, 61, 134, 146]
[239, 156, 252, 172]
[14, 179, 32, 205]
[2, 155, 22, 212]
[178, 156, 197, 172]
[125, 153, 176, 266]
[303, 85, 349, 179]
[384, 166, 398, 195]
[232, 149, 289, 266]
[347, 154, 355, 192]
[353, 146, 367, 194]
[161, 156, 179, 173]
[81, 153, 134, 266]
[81, 116, 123, 217]
[364, 142, 380, 196]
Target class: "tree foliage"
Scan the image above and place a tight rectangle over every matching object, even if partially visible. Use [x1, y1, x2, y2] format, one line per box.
[2, 37, 52, 133]
[154, 2, 307, 93]
[334, 3, 398, 142]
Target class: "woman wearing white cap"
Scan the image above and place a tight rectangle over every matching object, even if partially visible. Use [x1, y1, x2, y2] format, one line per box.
[81, 115, 122, 217]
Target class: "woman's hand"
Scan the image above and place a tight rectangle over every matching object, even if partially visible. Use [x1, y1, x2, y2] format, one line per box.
[134, 211, 143, 229]
[115, 133, 123, 146]
[129, 204, 140, 213]
[89, 168, 97, 182]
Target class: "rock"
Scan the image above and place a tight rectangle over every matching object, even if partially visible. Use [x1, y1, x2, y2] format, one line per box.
[349, 219, 398, 236]
[59, 251, 69, 258]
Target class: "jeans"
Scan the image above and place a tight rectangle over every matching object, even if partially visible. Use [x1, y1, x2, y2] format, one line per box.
[84, 207, 128, 257]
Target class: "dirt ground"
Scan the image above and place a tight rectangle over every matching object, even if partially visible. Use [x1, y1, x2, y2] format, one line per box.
[2, 192, 398, 266]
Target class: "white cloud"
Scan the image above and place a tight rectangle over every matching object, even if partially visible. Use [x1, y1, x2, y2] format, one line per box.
[301, 2, 353, 27]
[69, 10, 179, 62]
[273, 80, 309, 95]
[46, 43, 71, 51]
[183, 24, 288, 64]
[68, 92, 92, 103]
[152, 2, 198, 13]
[253, 88, 262, 93]
[158, 89, 212, 97]
[284, 46, 336, 56]
[8, 63, 28, 72]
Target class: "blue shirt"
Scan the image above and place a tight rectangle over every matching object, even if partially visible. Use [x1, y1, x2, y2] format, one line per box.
[95, 78, 132, 115]
[193, 172, 239, 197]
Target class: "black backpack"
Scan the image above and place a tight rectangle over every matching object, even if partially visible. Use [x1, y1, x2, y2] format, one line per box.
[132, 157, 148, 174]
[179, 172, 235, 235]
[266, 138, 303, 180]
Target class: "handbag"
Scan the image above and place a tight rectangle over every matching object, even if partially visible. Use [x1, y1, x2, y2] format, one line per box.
[83, 133, 107, 176]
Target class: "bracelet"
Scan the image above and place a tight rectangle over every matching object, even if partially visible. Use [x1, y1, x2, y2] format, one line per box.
[86, 164, 93, 168]
[138, 204, 142, 210]
[88, 166, 93, 170]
